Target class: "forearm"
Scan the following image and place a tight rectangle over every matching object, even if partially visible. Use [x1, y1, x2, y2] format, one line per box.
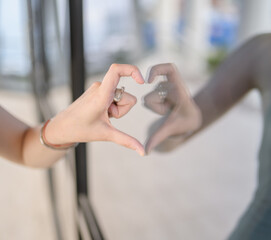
[192, 36, 262, 133]
[171, 35, 266, 149]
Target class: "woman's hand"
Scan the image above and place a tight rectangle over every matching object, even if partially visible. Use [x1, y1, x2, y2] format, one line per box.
[45, 64, 145, 156]
[144, 63, 202, 154]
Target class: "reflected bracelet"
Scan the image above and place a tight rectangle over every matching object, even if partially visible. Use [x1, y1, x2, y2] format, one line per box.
[40, 119, 78, 150]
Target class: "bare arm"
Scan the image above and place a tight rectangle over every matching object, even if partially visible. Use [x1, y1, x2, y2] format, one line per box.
[193, 35, 263, 130]
[144, 34, 271, 153]
[0, 64, 146, 168]
[0, 106, 65, 167]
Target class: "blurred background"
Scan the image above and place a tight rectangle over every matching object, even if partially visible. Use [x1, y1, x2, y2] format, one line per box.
[0, 0, 270, 239]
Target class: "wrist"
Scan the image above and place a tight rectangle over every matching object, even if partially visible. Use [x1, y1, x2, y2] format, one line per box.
[40, 119, 78, 150]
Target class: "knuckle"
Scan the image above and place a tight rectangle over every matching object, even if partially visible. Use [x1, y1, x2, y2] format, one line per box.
[91, 81, 101, 88]
[166, 63, 177, 73]
[149, 66, 158, 76]
[131, 65, 139, 72]
[122, 140, 133, 149]
[166, 62, 176, 68]
[130, 65, 140, 79]
[109, 63, 119, 72]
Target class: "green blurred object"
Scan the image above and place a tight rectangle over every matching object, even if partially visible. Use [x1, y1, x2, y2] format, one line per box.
[207, 48, 227, 72]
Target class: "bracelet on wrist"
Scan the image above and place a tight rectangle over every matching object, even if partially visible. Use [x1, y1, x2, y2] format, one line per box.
[40, 119, 78, 150]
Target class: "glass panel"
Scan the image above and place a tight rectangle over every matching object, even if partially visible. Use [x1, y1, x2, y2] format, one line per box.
[1, 0, 271, 239]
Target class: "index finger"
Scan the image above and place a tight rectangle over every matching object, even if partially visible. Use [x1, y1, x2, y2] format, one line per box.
[146, 63, 179, 83]
[100, 64, 144, 94]
[146, 63, 192, 100]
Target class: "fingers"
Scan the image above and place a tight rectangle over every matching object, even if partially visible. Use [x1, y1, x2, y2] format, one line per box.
[115, 92, 137, 118]
[146, 63, 178, 83]
[143, 90, 171, 115]
[108, 104, 118, 118]
[100, 64, 144, 95]
[145, 116, 174, 154]
[108, 92, 137, 118]
[107, 127, 145, 156]
[145, 106, 202, 154]
[146, 63, 192, 103]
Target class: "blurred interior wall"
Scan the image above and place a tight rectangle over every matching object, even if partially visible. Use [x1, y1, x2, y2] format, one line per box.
[237, 0, 271, 45]
[180, 0, 211, 73]
[154, 0, 180, 51]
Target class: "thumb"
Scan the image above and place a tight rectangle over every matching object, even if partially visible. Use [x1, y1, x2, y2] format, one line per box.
[107, 127, 145, 156]
[145, 112, 184, 154]
[145, 117, 174, 154]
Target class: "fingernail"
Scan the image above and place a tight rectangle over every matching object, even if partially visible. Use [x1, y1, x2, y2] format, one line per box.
[136, 147, 145, 157]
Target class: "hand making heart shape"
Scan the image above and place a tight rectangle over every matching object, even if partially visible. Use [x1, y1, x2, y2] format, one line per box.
[143, 63, 202, 154]
[44, 64, 146, 156]
[44, 63, 201, 157]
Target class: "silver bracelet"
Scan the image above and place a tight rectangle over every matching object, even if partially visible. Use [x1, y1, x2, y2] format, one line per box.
[40, 119, 78, 150]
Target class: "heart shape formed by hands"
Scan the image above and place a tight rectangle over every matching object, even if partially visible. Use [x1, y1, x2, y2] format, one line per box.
[45, 64, 146, 156]
[46, 63, 202, 157]
[143, 63, 202, 154]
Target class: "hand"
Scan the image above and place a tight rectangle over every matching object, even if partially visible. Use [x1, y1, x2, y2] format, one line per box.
[144, 63, 202, 154]
[45, 64, 145, 156]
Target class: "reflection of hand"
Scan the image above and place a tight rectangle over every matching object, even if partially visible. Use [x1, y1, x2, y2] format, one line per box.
[45, 64, 145, 156]
[144, 63, 202, 154]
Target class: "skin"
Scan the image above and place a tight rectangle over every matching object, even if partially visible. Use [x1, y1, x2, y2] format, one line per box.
[144, 34, 271, 154]
[2, 34, 270, 166]
[0, 64, 145, 168]
[144, 33, 271, 240]
[144, 63, 202, 152]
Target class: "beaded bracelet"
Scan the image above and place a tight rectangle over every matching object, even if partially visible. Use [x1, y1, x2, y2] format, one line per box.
[40, 119, 78, 150]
